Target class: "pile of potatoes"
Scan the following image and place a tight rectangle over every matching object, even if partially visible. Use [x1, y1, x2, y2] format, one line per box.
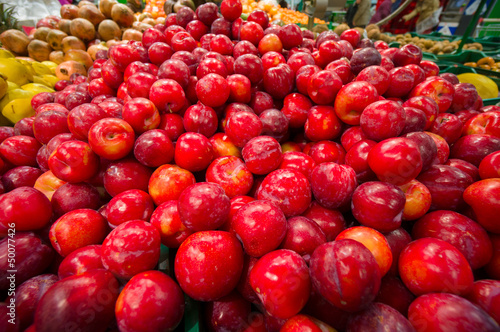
[0, 0, 165, 64]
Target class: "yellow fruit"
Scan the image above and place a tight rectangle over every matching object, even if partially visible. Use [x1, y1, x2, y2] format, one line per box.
[457, 73, 499, 100]
[0, 88, 35, 111]
[32, 62, 53, 76]
[41, 61, 58, 73]
[41, 75, 59, 88]
[25, 80, 54, 94]
[16, 59, 37, 79]
[22, 83, 54, 94]
[7, 81, 19, 91]
[0, 73, 7, 100]
[2, 98, 35, 123]
[33, 76, 51, 87]
[0, 49, 14, 58]
[0, 58, 32, 86]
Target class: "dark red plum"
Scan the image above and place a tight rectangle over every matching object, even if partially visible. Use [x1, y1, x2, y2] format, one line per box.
[346, 302, 415, 332]
[408, 293, 499, 332]
[6, 274, 58, 331]
[310, 239, 381, 312]
[177, 182, 230, 231]
[231, 200, 287, 257]
[58, 245, 103, 279]
[35, 270, 119, 332]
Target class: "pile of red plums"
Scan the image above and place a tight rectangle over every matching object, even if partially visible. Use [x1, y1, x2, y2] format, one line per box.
[1, 0, 500, 331]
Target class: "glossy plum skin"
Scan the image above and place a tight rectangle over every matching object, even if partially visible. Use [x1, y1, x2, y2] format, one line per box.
[408, 293, 500, 332]
[34, 270, 119, 332]
[351, 181, 406, 233]
[334, 81, 379, 126]
[0, 187, 52, 236]
[450, 134, 500, 167]
[347, 302, 415, 332]
[257, 169, 311, 217]
[479, 151, 500, 179]
[465, 280, 500, 324]
[177, 182, 230, 231]
[204, 291, 252, 332]
[148, 164, 196, 206]
[463, 178, 500, 234]
[174, 231, 244, 301]
[307, 140, 346, 165]
[105, 189, 155, 227]
[242, 136, 283, 175]
[360, 100, 406, 142]
[6, 274, 58, 331]
[49, 209, 108, 258]
[336, 226, 393, 277]
[417, 165, 473, 211]
[103, 158, 154, 197]
[1, 166, 41, 191]
[304, 105, 343, 142]
[409, 77, 455, 113]
[101, 220, 161, 280]
[279, 151, 317, 180]
[231, 200, 287, 257]
[51, 182, 101, 218]
[226, 111, 263, 149]
[48, 140, 100, 183]
[309, 239, 381, 313]
[0, 232, 54, 291]
[279, 216, 326, 261]
[134, 129, 175, 168]
[150, 200, 192, 249]
[88, 118, 136, 161]
[58, 245, 104, 279]
[206, 156, 254, 198]
[302, 201, 346, 242]
[115, 270, 185, 332]
[174, 132, 215, 172]
[412, 210, 492, 270]
[399, 238, 474, 296]
[403, 132, 437, 173]
[310, 163, 357, 210]
[398, 179, 432, 221]
[368, 137, 423, 186]
[375, 275, 415, 316]
[250, 249, 311, 319]
[275, 314, 330, 332]
[345, 139, 377, 183]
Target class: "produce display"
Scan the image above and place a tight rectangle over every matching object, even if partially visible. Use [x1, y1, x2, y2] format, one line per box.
[457, 73, 499, 100]
[393, 36, 483, 55]
[241, 0, 326, 25]
[144, 0, 167, 18]
[0, 52, 58, 125]
[145, 0, 327, 25]
[0, 0, 169, 126]
[363, 24, 483, 55]
[465, 56, 500, 72]
[1, 0, 500, 331]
